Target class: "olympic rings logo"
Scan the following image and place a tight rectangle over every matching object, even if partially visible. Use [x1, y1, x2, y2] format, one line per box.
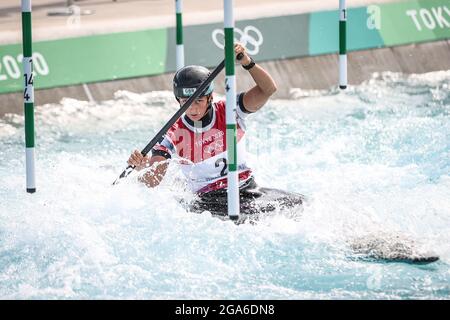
[211, 26, 264, 55]
[203, 140, 224, 155]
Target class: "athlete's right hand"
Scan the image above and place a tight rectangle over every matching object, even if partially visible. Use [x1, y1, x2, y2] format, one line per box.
[127, 150, 150, 171]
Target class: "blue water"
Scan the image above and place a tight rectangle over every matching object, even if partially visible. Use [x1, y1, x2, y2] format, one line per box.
[0, 70, 449, 299]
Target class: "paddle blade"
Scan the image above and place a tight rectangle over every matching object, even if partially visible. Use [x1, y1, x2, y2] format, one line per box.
[112, 165, 135, 185]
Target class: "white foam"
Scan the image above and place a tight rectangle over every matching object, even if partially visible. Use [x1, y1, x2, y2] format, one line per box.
[0, 70, 449, 298]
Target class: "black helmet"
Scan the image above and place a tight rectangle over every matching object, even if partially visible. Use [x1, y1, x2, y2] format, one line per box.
[173, 65, 214, 99]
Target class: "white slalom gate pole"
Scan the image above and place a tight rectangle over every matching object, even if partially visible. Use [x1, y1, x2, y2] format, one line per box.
[21, 0, 36, 193]
[339, 0, 347, 89]
[175, 0, 184, 70]
[224, 0, 240, 220]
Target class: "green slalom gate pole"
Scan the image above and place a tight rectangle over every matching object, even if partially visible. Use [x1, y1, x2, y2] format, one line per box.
[339, 0, 347, 89]
[224, 0, 239, 220]
[175, 0, 184, 70]
[21, 0, 36, 193]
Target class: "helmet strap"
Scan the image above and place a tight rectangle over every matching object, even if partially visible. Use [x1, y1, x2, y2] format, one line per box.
[203, 94, 213, 117]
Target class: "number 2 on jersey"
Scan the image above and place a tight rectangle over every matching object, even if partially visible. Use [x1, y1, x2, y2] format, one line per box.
[215, 158, 228, 177]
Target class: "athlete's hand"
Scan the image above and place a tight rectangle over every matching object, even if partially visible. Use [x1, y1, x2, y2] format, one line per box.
[127, 150, 150, 171]
[234, 42, 252, 66]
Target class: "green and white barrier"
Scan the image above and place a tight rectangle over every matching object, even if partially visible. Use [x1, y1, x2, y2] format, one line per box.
[1, 0, 449, 95]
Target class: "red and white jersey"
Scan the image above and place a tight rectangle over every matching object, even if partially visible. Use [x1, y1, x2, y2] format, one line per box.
[153, 93, 253, 194]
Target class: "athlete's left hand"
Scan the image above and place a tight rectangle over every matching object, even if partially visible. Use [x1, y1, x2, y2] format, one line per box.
[234, 42, 252, 66]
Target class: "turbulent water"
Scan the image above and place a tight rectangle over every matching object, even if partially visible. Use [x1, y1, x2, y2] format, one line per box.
[0, 70, 449, 299]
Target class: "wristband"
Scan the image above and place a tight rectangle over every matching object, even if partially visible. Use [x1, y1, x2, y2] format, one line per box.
[242, 57, 256, 70]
